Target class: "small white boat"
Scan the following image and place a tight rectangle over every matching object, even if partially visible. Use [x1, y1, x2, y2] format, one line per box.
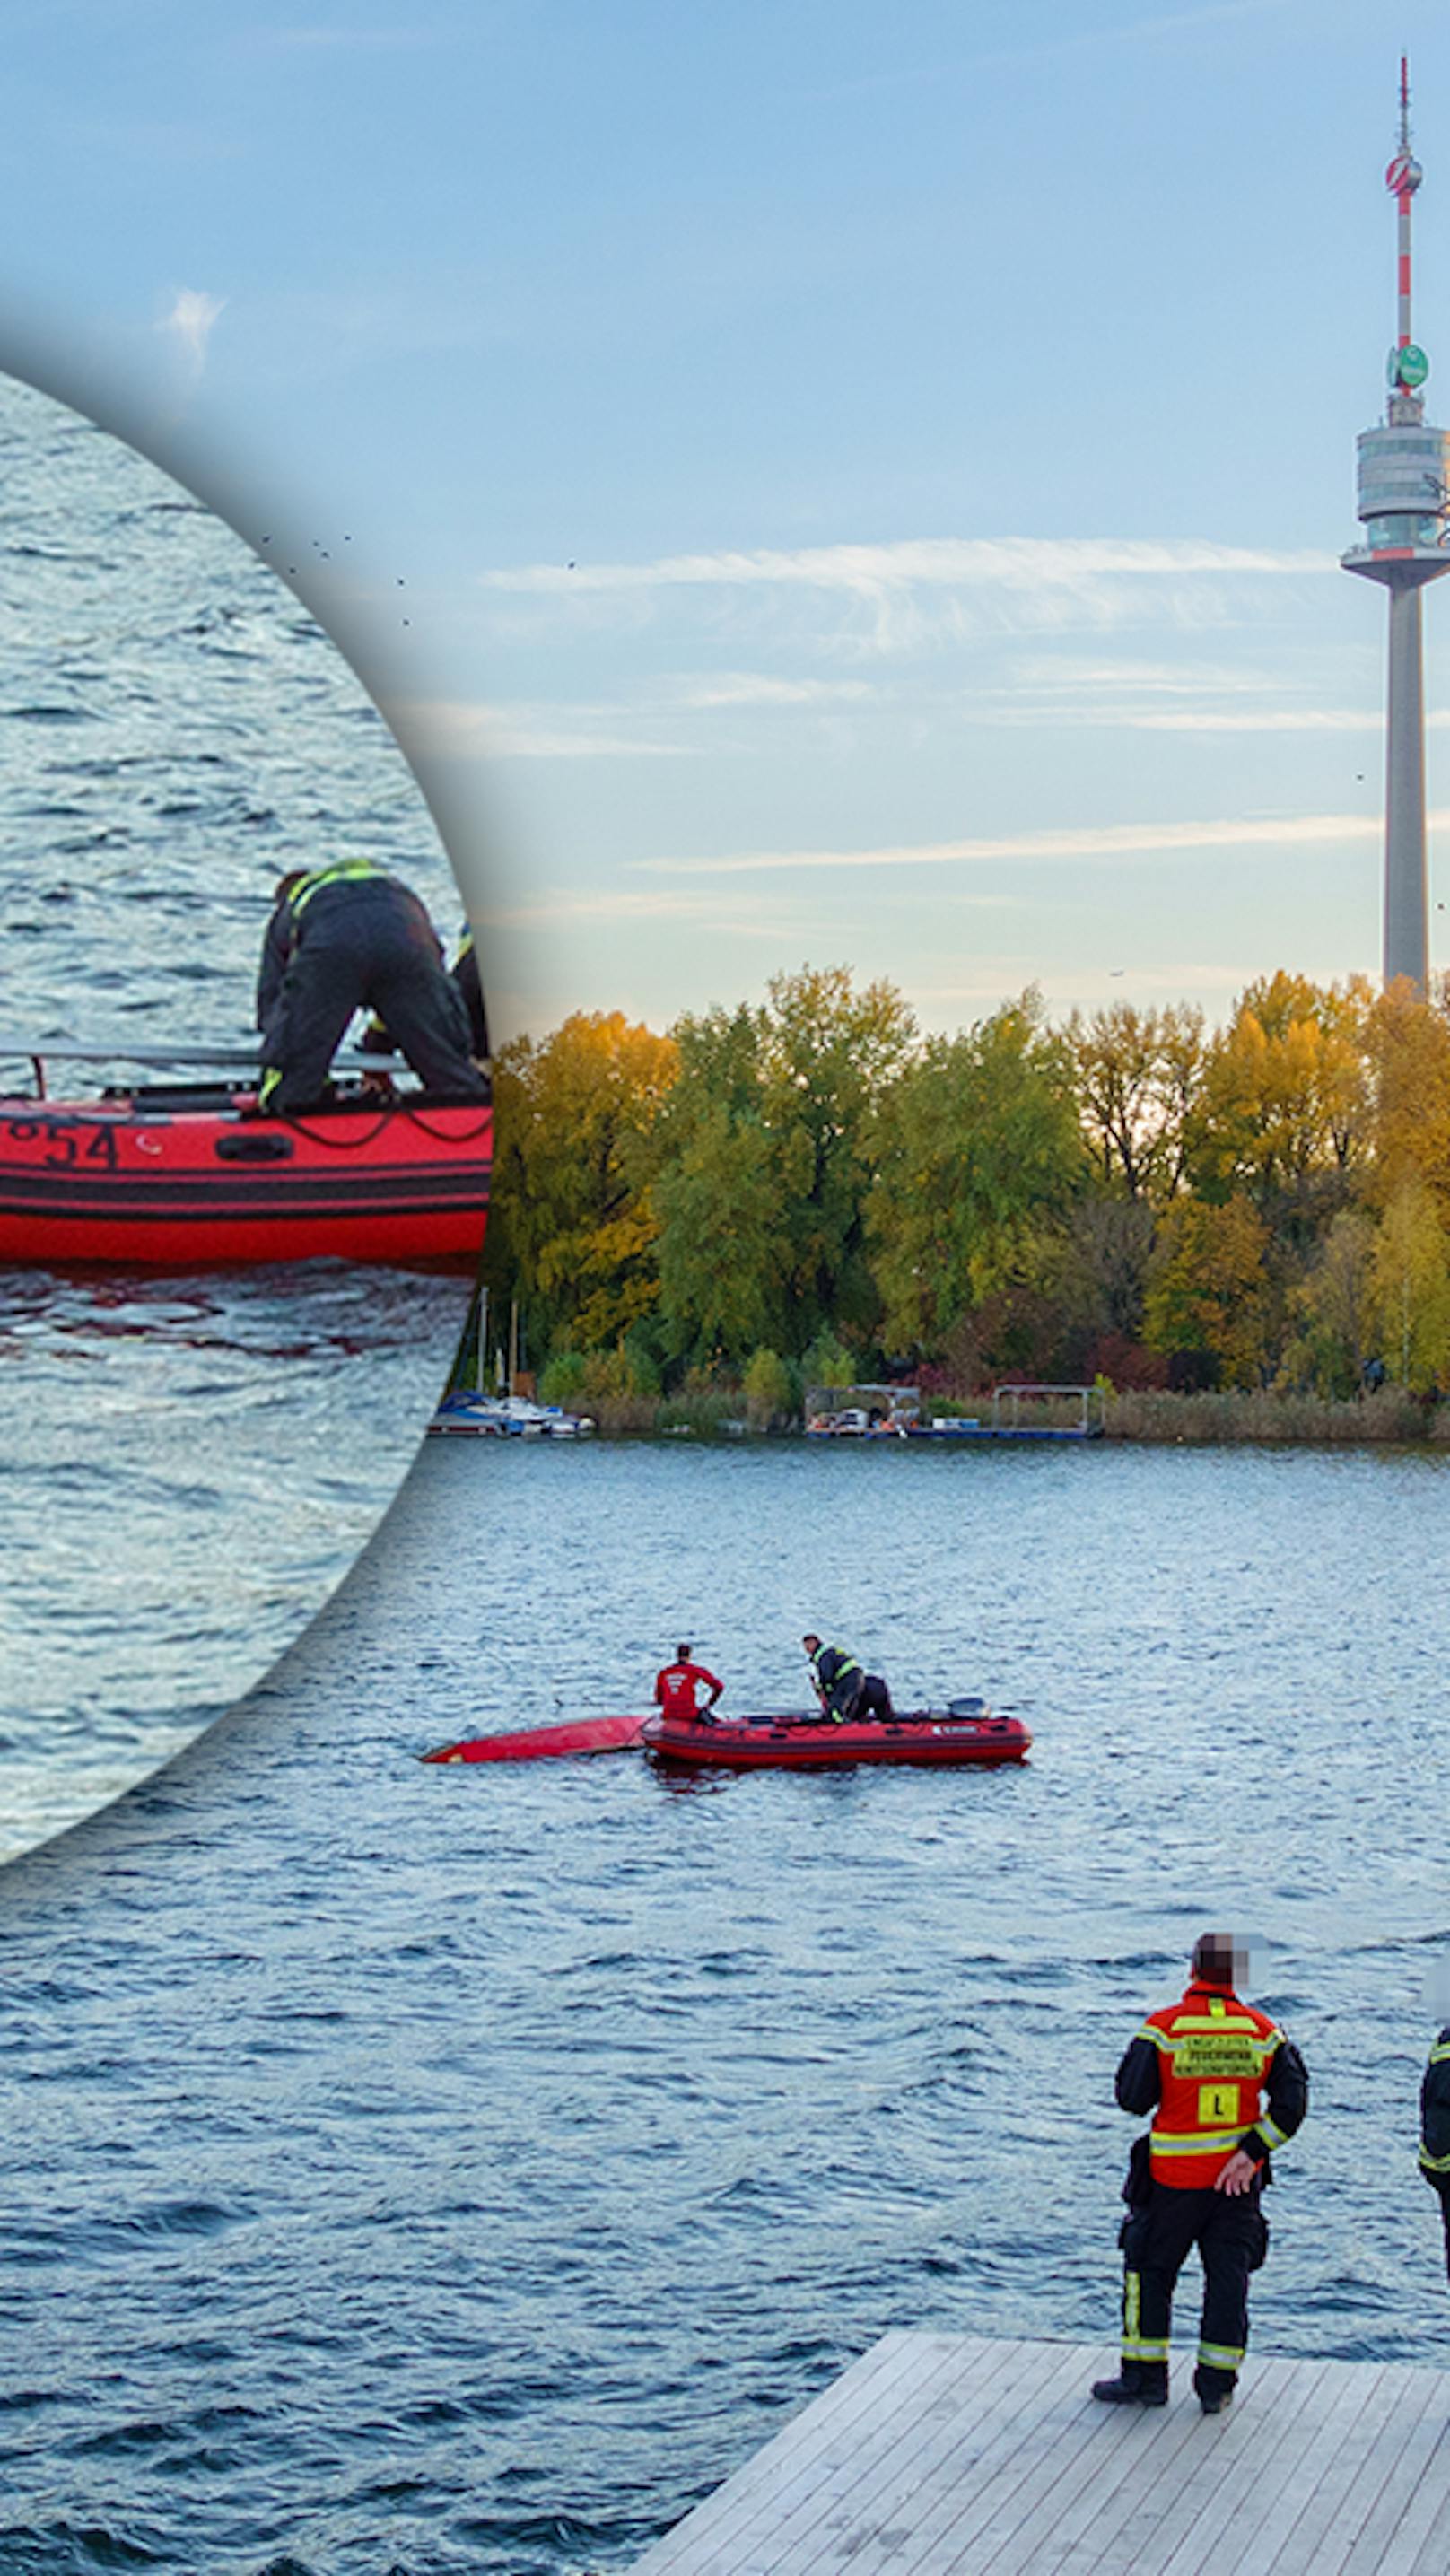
[426, 1390, 594, 1439]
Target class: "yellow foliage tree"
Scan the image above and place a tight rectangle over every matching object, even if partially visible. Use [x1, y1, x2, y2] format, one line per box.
[1189, 973, 1370, 1204]
[1368, 1174, 1450, 1392]
[1142, 1193, 1274, 1387]
[485, 1010, 678, 1356]
[1362, 982, 1450, 1214]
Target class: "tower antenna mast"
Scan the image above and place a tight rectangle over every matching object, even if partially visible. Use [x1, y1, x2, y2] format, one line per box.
[1342, 57, 1450, 995]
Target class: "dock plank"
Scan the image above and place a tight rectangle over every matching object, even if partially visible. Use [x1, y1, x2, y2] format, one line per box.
[626, 2336, 1450, 2576]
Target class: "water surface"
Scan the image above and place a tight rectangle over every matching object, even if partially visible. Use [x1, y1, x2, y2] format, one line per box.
[1, 1440, 1445, 2572]
[0, 371, 475, 1854]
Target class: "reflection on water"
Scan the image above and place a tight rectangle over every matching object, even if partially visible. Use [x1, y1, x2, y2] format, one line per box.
[1, 1442, 1447, 2571]
[0, 371, 474, 1853]
[0, 1264, 465, 1856]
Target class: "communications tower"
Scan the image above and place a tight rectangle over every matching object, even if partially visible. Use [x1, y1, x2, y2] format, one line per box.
[1342, 58, 1450, 994]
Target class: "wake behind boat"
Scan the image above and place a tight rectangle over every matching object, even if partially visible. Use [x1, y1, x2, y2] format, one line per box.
[0, 1040, 492, 1269]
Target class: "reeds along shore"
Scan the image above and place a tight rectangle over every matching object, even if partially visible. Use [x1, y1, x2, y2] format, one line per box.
[546, 1385, 1448, 1443]
[477, 966, 1450, 1422]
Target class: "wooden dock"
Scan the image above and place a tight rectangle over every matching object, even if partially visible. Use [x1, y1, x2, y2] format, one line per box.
[627, 2331, 1450, 2574]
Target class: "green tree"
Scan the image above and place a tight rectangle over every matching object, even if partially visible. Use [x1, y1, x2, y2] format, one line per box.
[867, 992, 1086, 1353]
[1369, 1176, 1450, 1391]
[652, 965, 916, 1366]
[1284, 1209, 1378, 1397]
[742, 1347, 797, 1428]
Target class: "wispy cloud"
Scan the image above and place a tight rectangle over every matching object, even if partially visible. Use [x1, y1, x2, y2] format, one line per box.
[634, 809, 1384, 878]
[480, 887, 808, 939]
[674, 672, 876, 709]
[478, 535, 1332, 654]
[964, 654, 1381, 735]
[157, 287, 225, 385]
[398, 698, 691, 760]
[481, 536, 1326, 600]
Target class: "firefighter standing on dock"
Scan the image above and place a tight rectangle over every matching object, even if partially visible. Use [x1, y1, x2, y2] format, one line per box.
[1419, 2018, 1450, 2277]
[1092, 1933, 1307, 2416]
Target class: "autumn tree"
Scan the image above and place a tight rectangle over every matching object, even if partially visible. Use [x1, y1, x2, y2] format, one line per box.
[1186, 974, 1370, 1215]
[1362, 982, 1450, 1212]
[1065, 1000, 1204, 1202]
[1142, 1193, 1274, 1388]
[1369, 1175, 1450, 1391]
[484, 1010, 677, 1358]
[867, 993, 1086, 1355]
[1283, 1209, 1378, 1397]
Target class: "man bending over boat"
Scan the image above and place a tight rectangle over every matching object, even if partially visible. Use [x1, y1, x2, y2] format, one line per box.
[256, 862, 489, 1113]
[802, 1636, 895, 1725]
[653, 1646, 724, 1724]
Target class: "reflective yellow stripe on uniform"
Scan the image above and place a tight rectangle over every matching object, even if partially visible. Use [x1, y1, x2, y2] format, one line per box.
[290, 860, 388, 918]
[1198, 2341, 1245, 2371]
[1419, 2144, 1450, 2171]
[1166, 2014, 1273, 2035]
[1122, 2273, 1169, 2364]
[1149, 2128, 1248, 2161]
[1254, 2114, 1290, 2149]
[1428, 2043, 1450, 2065]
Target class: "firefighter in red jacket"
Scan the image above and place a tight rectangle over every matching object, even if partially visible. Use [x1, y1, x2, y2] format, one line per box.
[1092, 1933, 1308, 2416]
[653, 1646, 724, 1724]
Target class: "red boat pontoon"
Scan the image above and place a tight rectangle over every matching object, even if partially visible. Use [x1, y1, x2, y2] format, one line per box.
[642, 1705, 1031, 1769]
[0, 1043, 492, 1268]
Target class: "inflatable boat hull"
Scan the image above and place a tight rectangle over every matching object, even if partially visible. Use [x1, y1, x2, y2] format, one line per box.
[642, 1708, 1031, 1768]
[0, 1092, 492, 1268]
[422, 1713, 648, 1763]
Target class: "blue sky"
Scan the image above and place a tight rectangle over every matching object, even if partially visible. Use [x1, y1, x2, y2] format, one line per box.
[4, 0, 1448, 1038]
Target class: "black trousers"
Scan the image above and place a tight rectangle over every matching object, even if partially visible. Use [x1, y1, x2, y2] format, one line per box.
[1121, 2181, 1268, 2392]
[826, 1672, 894, 1722]
[263, 887, 486, 1111]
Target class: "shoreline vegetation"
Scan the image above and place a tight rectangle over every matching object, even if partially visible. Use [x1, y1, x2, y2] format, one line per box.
[474, 963, 1450, 1448]
[498, 1380, 1450, 1445]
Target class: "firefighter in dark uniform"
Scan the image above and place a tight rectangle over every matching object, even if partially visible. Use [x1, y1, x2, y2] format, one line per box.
[451, 930, 490, 1065]
[1419, 2022, 1450, 2277]
[1091, 1933, 1308, 2415]
[255, 862, 487, 1113]
[801, 1635, 895, 1724]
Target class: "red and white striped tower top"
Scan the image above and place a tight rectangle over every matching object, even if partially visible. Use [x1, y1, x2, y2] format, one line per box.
[1387, 55, 1423, 371]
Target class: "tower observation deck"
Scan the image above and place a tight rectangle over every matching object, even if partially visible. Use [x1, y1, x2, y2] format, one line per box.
[1342, 58, 1450, 994]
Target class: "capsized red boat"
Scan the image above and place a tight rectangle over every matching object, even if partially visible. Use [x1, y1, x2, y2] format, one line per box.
[423, 1713, 649, 1763]
[642, 1699, 1031, 1769]
[0, 1043, 491, 1268]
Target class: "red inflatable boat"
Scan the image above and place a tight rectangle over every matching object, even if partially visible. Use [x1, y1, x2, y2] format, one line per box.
[642, 1704, 1031, 1770]
[0, 1043, 491, 1268]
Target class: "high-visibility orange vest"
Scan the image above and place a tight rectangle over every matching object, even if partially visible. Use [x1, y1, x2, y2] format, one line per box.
[1140, 1980, 1285, 2189]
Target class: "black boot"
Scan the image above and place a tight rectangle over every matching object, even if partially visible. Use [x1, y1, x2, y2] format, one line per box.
[1192, 2365, 1235, 2416]
[1091, 2362, 1167, 2407]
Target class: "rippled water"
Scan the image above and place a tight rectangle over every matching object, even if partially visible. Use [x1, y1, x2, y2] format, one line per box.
[3, 1442, 1446, 2573]
[0, 371, 475, 1853]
